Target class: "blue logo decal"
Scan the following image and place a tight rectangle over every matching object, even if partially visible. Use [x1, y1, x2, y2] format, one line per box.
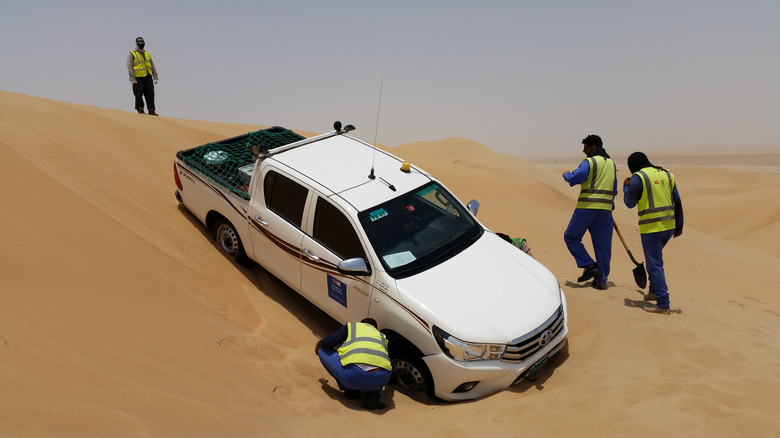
[328, 274, 347, 307]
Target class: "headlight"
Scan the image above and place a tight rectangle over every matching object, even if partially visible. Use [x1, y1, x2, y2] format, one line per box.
[433, 326, 506, 361]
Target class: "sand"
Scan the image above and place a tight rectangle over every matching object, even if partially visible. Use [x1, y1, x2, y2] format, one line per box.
[1, 90, 779, 437]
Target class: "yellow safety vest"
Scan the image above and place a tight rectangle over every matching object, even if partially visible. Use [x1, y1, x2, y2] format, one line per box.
[634, 167, 676, 234]
[577, 156, 616, 210]
[337, 322, 392, 371]
[131, 51, 153, 78]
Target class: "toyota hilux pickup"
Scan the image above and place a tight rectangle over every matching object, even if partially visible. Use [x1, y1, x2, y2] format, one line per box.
[173, 122, 568, 401]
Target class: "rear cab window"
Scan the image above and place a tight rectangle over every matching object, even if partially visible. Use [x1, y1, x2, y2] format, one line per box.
[264, 170, 308, 228]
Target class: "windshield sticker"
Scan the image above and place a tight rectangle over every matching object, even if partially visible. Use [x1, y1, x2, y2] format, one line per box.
[383, 251, 416, 269]
[327, 274, 348, 307]
[416, 184, 438, 197]
[406, 204, 415, 212]
[368, 208, 388, 222]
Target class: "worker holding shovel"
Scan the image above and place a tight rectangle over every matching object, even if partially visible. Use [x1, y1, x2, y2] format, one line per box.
[623, 152, 684, 314]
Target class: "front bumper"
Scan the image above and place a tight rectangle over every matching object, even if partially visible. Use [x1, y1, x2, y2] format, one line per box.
[425, 293, 569, 402]
[425, 331, 567, 401]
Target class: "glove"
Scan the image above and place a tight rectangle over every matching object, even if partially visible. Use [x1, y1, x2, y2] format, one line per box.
[154, 78, 159, 85]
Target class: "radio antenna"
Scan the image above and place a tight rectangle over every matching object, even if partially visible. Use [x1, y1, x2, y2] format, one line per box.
[374, 77, 384, 146]
[369, 77, 383, 180]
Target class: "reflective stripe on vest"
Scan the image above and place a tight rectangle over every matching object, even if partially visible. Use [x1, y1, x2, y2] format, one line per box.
[337, 322, 392, 371]
[511, 237, 525, 249]
[635, 168, 676, 234]
[576, 156, 616, 210]
[131, 51, 153, 77]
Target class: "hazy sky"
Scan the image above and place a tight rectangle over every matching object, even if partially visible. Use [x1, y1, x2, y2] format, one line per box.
[2, 0, 778, 154]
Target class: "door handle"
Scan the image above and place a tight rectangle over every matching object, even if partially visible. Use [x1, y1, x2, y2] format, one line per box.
[252, 215, 268, 226]
[303, 248, 320, 261]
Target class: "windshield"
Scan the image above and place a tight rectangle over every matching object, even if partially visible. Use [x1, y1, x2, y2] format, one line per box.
[358, 182, 483, 279]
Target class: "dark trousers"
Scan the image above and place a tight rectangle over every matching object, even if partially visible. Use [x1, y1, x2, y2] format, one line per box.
[564, 208, 613, 285]
[317, 348, 391, 396]
[641, 229, 675, 309]
[132, 75, 155, 111]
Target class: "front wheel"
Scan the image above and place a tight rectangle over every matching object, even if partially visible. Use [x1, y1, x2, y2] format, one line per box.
[211, 217, 250, 266]
[391, 349, 436, 399]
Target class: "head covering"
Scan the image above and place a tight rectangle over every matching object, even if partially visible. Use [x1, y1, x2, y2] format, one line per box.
[496, 232, 512, 243]
[361, 317, 379, 328]
[627, 152, 653, 174]
[135, 36, 145, 49]
[582, 134, 603, 148]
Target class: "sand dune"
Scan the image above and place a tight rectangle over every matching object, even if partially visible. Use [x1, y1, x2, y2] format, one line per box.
[1, 90, 779, 437]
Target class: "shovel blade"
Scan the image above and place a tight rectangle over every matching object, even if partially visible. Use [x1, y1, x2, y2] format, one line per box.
[633, 263, 648, 289]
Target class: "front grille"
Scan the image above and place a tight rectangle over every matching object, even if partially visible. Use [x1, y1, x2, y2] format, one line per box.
[501, 305, 565, 363]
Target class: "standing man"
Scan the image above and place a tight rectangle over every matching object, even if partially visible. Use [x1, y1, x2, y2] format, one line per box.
[562, 134, 618, 290]
[315, 318, 392, 410]
[623, 152, 684, 314]
[127, 36, 159, 116]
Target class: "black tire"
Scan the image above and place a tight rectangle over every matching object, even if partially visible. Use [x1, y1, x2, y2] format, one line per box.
[390, 347, 437, 399]
[211, 217, 250, 266]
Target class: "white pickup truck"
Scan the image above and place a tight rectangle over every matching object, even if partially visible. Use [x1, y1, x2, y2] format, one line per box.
[173, 122, 568, 401]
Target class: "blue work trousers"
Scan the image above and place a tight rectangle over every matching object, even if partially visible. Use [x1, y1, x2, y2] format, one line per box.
[564, 209, 613, 285]
[641, 229, 675, 309]
[317, 348, 391, 396]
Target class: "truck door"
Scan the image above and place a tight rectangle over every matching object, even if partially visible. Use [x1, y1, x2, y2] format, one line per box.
[300, 195, 373, 322]
[246, 168, 309, 291]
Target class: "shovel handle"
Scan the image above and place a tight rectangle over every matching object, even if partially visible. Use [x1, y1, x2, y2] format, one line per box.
[613, 221, 643, 266]
[613, 221, 629, 248]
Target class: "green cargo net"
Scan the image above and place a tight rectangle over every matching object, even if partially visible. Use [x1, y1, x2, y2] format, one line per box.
[183, 126, 305, 199]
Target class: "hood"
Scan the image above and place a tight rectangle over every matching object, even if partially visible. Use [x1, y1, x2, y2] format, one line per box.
[394, 232, 562, 343]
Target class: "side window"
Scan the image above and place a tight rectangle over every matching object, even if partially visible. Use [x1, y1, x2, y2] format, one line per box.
[263, 170, 308, 228]
[313, 197, 366, 261]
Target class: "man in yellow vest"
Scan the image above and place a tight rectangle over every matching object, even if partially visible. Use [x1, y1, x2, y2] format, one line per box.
[562, 135, 618, 290]
[315, 318, 393, 409]
[496, 232, 535, 258]
[126, 36, 159, 116]
[623, 152, 684, 314]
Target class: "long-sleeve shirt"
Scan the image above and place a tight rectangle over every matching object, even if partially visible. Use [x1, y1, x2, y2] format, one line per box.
[127, 50, 159, 82]
[623, 174, 685, 231]
[318, 325, 349, 350]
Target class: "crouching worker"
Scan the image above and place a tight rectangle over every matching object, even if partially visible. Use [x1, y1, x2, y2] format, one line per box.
[315, 318, 392, 409]
[496, 232, 535, 259]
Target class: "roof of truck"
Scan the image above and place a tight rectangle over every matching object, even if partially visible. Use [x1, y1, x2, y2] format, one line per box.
[266, 134, 435, 212]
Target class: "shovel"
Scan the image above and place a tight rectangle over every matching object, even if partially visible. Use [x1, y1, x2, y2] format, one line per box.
[613, 222, 647, 289]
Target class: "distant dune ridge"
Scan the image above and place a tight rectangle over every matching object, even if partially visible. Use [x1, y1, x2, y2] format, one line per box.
[1, 90, 779, 437]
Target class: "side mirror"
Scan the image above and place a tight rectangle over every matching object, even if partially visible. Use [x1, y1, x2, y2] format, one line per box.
[337, 257, 371, 276]
[467, 199, 480, 216]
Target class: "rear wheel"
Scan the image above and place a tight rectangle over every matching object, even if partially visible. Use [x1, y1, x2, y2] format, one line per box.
[211, 217, 250, 266]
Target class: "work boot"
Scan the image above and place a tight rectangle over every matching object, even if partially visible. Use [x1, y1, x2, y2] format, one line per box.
[642, 304, 671, 315]
[362, 392, 385, 410]
[577, 264, 600, 282]
[343, 389, 360, 400]
[643, 293, 657, 302]
[137, 108, 145, 114]
[148, 109, 159, 116]
[591, 282, 607, 290]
